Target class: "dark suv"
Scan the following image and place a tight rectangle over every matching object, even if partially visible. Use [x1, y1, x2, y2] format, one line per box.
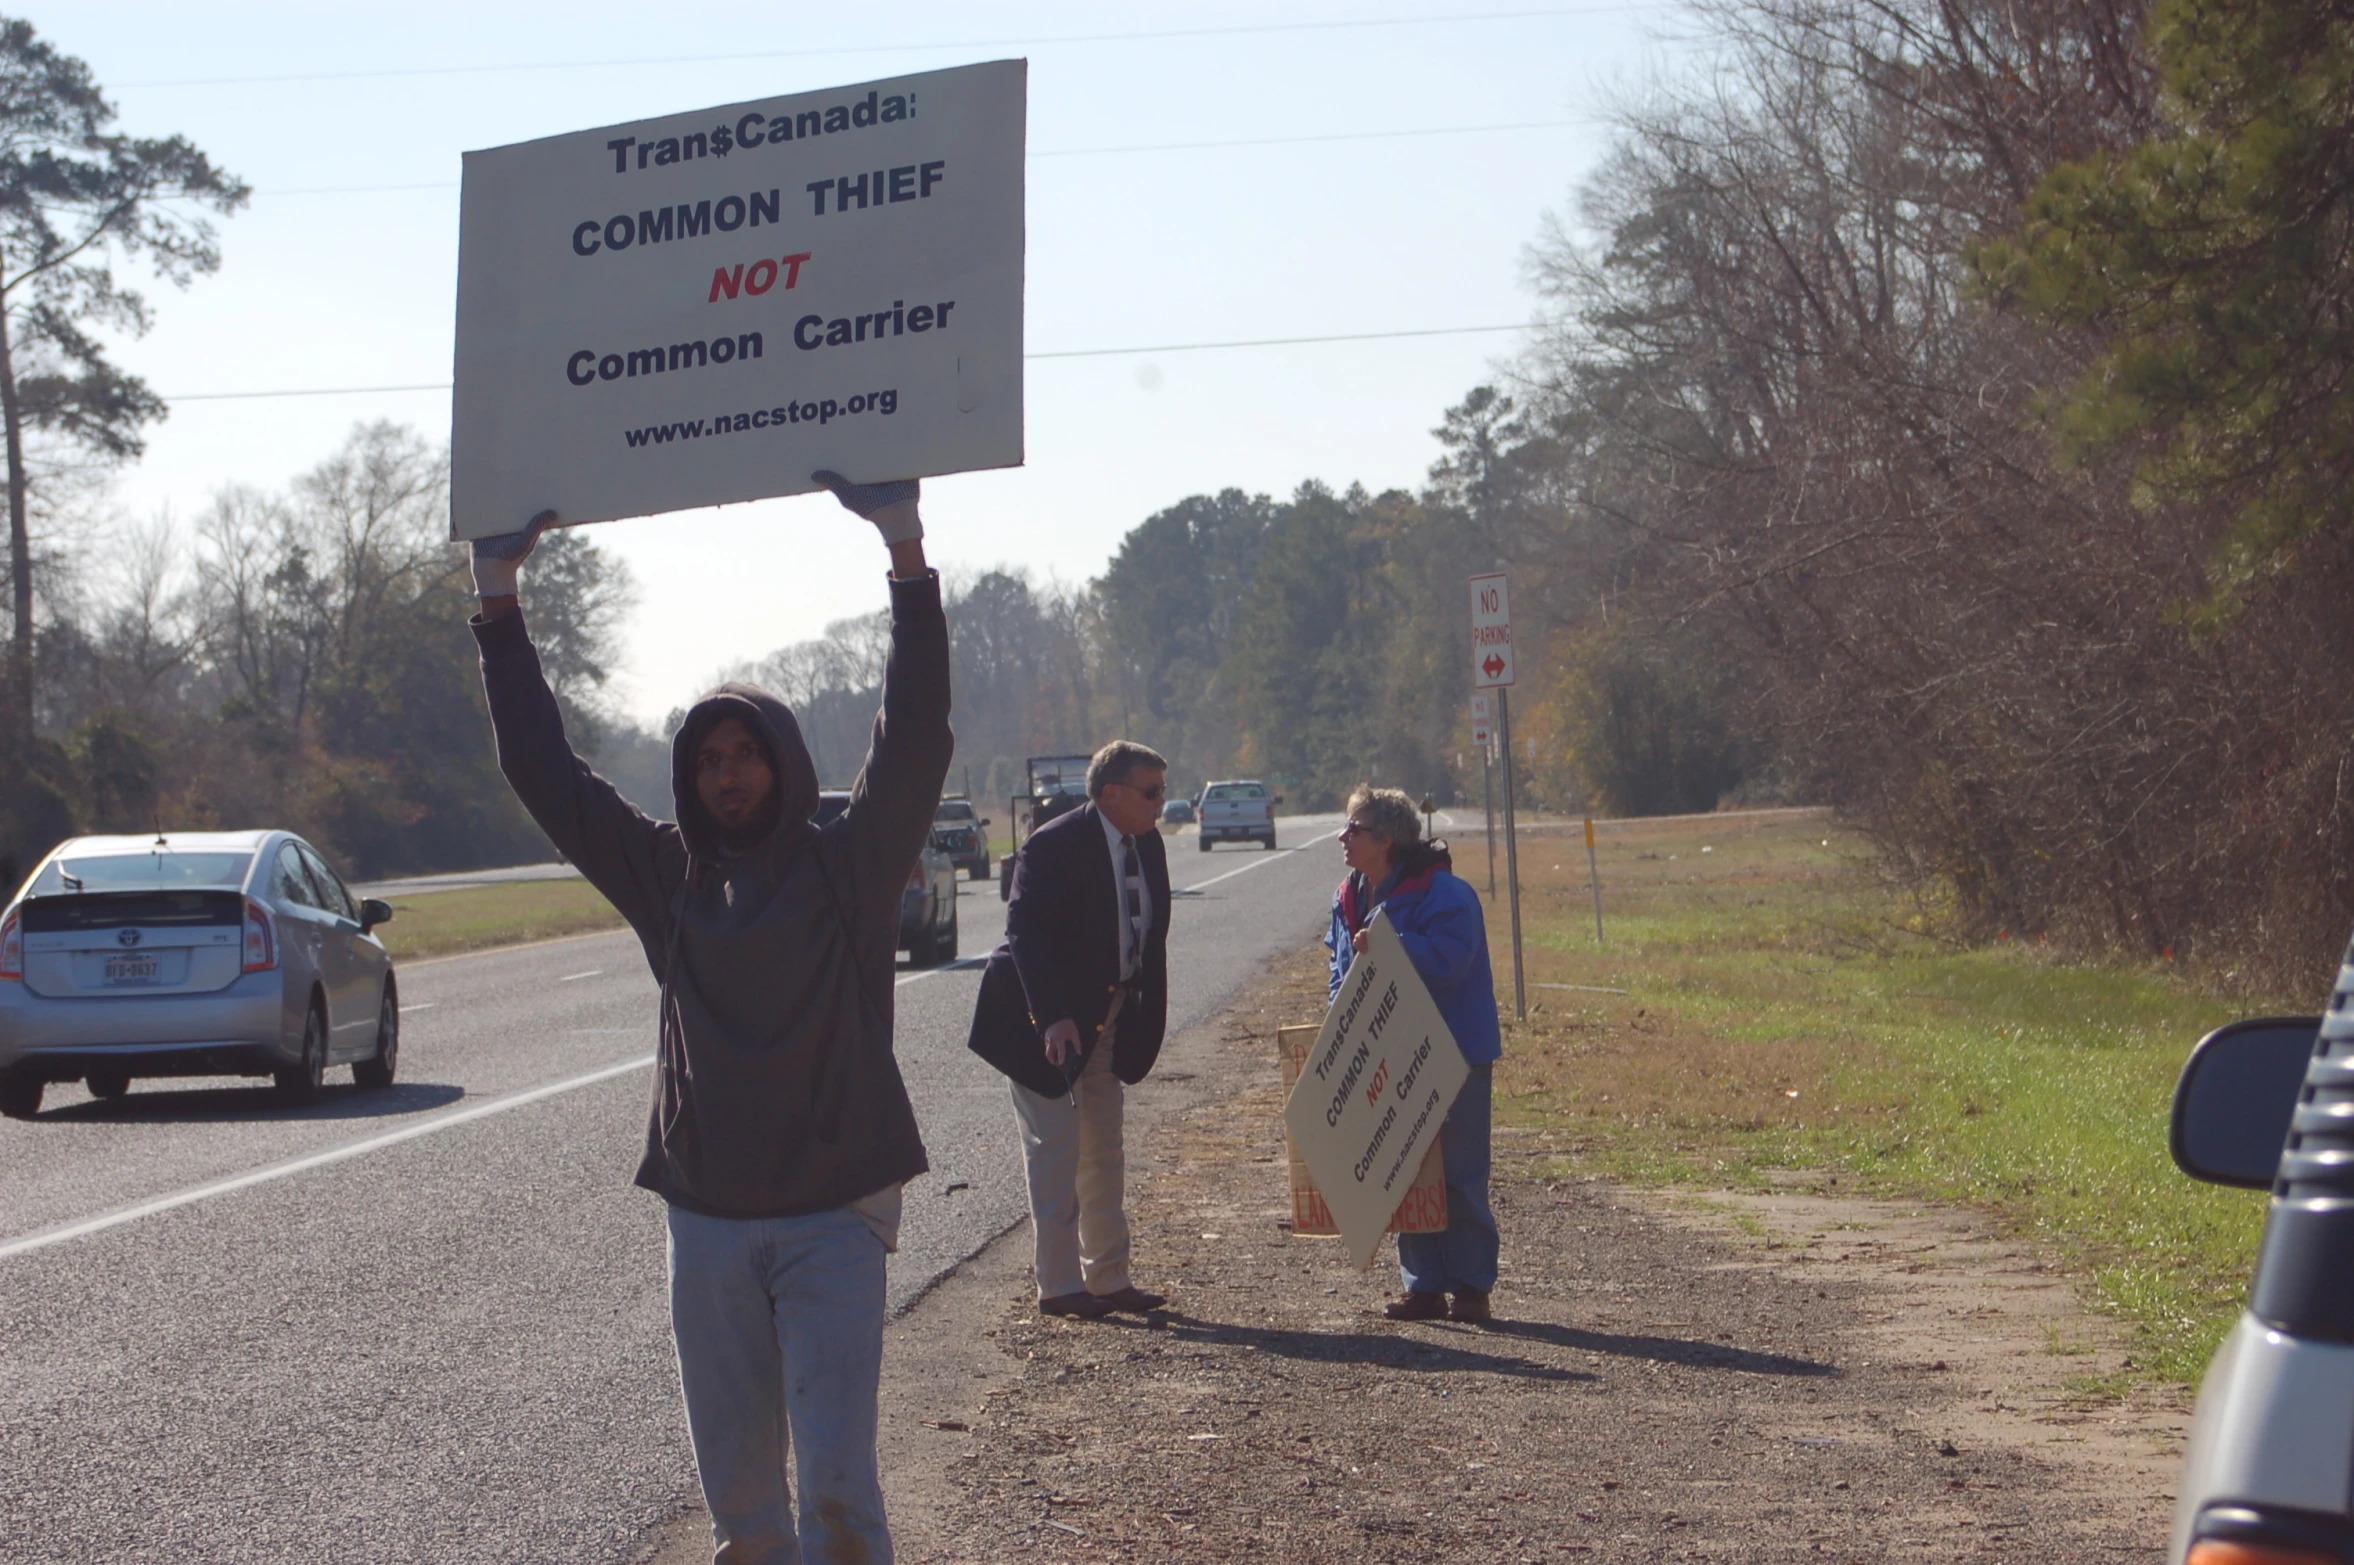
[932, 797, 992, 881]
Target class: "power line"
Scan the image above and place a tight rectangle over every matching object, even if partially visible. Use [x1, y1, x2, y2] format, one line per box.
[164, 323, 1528, 401]
[120, 6, 1637, 89]
[1026, 324, 1525, 359]
[249, 117, 1597, 198]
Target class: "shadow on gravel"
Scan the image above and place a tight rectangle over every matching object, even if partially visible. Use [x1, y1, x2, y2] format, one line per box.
[34, 1081, 467, 1125]
[1476, 1317, 1840, 1378]
[1119, 1310, 1597, 1384]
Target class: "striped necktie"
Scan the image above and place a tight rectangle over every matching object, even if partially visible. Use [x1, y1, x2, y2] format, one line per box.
[1120, 834, 1146, 980]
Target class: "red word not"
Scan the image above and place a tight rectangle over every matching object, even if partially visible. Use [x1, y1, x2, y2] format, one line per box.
[710, 252, 812, 303]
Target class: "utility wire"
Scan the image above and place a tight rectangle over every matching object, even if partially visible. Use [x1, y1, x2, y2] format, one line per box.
[122, 7, 1639, 90]
[165, 323, 1528, 401]
[251, 118, 1596, 197]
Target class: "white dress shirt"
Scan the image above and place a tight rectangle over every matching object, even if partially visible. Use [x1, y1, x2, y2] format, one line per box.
[1097, 807, 1152, 981]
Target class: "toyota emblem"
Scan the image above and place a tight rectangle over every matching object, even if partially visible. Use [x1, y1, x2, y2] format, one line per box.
[115, 927, 142, 948]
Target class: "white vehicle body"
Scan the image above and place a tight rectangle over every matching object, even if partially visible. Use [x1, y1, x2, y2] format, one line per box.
[1196, 780, 1277, 852]
[2167, 976, 2354, 1562]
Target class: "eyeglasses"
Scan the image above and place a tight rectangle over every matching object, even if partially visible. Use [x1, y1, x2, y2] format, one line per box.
[1115, 780, 1166, 802]
[1339, 820, 1374, 839]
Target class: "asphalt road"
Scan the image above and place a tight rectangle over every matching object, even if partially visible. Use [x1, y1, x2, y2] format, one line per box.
[0, 812, 1354, 1563]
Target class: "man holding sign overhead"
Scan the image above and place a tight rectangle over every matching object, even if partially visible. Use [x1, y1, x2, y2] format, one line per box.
[468, 471, 944, 1564]
[1326, 785, 1504, 1323]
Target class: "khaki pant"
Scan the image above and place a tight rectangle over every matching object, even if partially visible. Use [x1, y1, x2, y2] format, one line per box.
[1009, 1026, 1132, 1300]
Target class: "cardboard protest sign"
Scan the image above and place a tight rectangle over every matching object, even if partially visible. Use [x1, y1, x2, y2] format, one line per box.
[1282, 910, 1470, 1271]
[1277, 1024, 1445, 1237]
[450, 59, 1025, 540]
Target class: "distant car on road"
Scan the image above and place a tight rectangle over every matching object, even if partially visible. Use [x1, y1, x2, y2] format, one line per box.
[0, 830, 400, 1118]
[931, 797, 993, 880]
[1196, 779, 1281, 852]
[2166, 1005, 2354, 1565]
[1159, 797, 1197, 826]
[816, 792, 958, 965]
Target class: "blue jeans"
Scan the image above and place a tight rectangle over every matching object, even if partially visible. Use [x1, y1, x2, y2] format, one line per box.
[665, 1204, 892, 1565]
[1397, 1063, 1499, 1295]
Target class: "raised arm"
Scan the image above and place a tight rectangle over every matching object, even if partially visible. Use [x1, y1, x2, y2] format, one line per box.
[810, 473, 954, 926]
[471, 512, 683, 938]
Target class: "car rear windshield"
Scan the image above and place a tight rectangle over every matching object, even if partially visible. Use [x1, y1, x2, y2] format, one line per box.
[1205, 784, 1266, 800]
[934, 802, 976, 821]
[39, 852, 253, 893]
[21, 889, 245, 931]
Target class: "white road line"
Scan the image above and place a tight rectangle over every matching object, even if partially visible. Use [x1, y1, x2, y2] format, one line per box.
[397, 1002, 436, 1013]
[1179, 826, 1342, 894]
[892, 825, 1341, 989]
[895, 956, 989, 989]
[557, 969, 604, 982]
[0, 1055, 654, 1263]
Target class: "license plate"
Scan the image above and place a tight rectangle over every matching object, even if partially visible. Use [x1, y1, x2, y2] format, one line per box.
[103, 954, 161, 986]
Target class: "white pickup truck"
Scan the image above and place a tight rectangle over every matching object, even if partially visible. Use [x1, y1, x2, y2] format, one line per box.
[1195, 779, 1280, 852]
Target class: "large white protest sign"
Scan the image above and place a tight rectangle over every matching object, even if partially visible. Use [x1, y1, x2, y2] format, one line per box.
[450, 60, 1025, 540]
[1282, 909, 1470, 1271]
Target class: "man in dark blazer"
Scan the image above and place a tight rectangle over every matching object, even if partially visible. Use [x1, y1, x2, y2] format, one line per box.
[968, 740, 1174, 1318]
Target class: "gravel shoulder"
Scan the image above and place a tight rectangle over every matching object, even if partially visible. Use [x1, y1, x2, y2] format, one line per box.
[643, 944, 2188, 1563]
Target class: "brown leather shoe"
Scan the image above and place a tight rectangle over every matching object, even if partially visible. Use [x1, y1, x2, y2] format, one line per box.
[1448, 1287, 1492, 1324]
[1382, 1290, 1449, 1321]
[1094, 1286, 1167, 1313]
[1039, 1291, 1116, 1319]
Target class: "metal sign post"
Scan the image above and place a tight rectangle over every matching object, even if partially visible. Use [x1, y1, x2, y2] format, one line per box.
[1472, 693, 1495, 894]
[1470, 573, 1524, 1021]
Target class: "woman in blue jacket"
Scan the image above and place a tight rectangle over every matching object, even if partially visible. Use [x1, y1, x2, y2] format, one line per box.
[1325, 785, 1504, 1323]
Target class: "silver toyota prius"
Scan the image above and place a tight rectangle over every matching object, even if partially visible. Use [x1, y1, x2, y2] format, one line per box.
[0, 830, 399, 1117]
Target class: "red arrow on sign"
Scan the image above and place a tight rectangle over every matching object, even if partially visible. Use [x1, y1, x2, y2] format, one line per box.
[1482, 653, 1506, 680]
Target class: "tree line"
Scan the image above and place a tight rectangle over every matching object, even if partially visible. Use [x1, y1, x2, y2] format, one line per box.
[11, 1, 2353, 987]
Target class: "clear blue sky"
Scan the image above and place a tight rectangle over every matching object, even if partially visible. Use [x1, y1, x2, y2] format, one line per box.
[59, 3, 1680, 725]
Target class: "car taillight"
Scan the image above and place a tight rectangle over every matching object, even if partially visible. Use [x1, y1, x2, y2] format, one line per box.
[908, 865, 926, 889]
[2187, 1543, 2339, 1565]
[243, 897, 277, 972]
[0, 907, 19, 981]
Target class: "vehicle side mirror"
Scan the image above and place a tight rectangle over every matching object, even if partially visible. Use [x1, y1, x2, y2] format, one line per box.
[360, 898, 395, 934]
[1273, 795, 1285, 805]
[981, 818, 992, 826]
[2172, 1016, 2323, 1188]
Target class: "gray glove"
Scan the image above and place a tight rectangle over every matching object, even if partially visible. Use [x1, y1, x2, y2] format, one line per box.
[469, 510, 558, 599]
[812, 470, 922, 544]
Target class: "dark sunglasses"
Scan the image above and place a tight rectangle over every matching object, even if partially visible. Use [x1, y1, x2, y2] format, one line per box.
[1115, 780, 1167, 802]
[1339, 819, 1376, 839]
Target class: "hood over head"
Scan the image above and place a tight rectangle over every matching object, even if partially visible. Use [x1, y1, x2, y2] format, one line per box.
[669, 682, 822, 859]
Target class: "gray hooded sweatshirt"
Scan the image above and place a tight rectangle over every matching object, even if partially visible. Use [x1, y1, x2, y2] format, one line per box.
[472, 572, 951, 1217]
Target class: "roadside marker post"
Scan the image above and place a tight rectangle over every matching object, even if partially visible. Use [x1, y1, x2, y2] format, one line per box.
[1470, 572, 1524, 1021]
[1585, 816, 1604, 944]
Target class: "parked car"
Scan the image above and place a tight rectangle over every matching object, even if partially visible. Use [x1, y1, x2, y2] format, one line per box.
[0, 830, 399, 1117]
[931, 797, 993, 880]
[2167, 1004, 2354, 1564]
[815, 792, 958, 965]
[1160, 797, 1198, 826]
[1197, 779, 1281, 851]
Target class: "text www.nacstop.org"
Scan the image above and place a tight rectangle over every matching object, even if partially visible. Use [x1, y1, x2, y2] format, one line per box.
[623, 388, 897, 449]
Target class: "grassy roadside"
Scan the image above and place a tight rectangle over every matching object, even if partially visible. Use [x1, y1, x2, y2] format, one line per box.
[1487, 808, 2283, 1383]
[373, 878, 628, 963]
